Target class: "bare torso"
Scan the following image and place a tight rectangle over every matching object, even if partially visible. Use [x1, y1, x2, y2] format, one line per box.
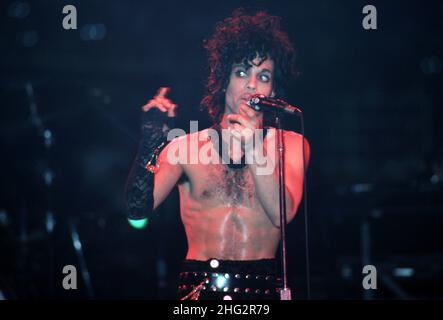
[176, 128, 281, 261]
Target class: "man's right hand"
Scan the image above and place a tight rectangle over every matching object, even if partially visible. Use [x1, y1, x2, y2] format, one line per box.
[142, 87, 177, 117]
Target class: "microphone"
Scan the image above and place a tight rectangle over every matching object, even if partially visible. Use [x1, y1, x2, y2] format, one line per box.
[246, 94, 302, 116]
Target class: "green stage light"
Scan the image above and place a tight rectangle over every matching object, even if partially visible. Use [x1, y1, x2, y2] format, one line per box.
[127, 218, 148, 229]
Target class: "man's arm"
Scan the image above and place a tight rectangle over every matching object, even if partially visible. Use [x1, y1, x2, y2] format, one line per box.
[249, 130, 310, 227]
[125, 88, 181, 220]
[152, 137, 184, 209]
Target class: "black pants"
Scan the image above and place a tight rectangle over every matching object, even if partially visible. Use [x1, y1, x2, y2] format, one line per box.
[177, 259, 281, 300]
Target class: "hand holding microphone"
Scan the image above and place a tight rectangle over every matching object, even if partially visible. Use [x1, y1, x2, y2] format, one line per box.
[246, 94, 302, 116]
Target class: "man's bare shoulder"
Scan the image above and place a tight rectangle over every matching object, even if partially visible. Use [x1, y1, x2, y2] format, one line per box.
[266, 127, 310, 161]
[265, 127, 308, 143]
[161, 127, 210, 148]
[158, 128, 214, 162]
[170, 128, 214, 145]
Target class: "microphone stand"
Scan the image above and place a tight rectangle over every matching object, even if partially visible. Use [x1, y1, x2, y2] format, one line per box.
[249, 95, 310, 300]
[275, 112, 291, 300]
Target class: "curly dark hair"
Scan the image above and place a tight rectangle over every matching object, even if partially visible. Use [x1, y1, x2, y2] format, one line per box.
[200, 8, 297, 124]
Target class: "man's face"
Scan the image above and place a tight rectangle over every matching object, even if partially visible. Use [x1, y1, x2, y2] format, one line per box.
[224, 56, 275, 116]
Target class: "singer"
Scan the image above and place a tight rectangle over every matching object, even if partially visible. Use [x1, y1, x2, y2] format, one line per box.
[125, 8, 310, 300]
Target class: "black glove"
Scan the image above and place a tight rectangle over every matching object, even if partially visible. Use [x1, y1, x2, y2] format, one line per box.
[125, 109, 174, 220]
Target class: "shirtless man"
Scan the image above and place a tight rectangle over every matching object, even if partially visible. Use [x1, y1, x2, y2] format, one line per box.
[125, 9, 310, 300]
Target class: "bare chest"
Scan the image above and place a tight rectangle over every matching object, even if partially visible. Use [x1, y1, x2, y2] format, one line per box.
[182, 163, 256, 206]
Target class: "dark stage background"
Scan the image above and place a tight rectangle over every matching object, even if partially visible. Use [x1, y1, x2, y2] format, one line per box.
[1, 0, 442, 299]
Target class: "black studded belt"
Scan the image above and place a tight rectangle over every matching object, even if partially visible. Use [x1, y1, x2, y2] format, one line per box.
[177, 258, 280, 300]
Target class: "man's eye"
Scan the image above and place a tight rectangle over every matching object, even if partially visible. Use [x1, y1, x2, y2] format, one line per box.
[259, 74, 271, 82]
[235, 70, 247, 77]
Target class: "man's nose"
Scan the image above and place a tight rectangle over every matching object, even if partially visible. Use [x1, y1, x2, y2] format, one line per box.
[246, 77, 256, 91]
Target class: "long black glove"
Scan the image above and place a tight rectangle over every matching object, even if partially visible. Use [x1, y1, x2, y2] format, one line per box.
[125, 109, 173, 220]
